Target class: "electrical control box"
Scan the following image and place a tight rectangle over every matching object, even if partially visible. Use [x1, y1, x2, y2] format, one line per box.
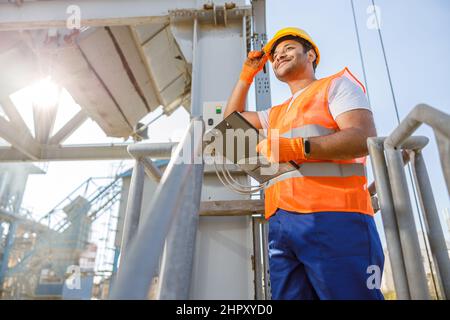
[203, 101, 226, 131]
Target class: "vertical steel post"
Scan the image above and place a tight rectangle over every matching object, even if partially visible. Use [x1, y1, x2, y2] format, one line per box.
[384, 146, 430, 299]
[434, 130, 450, 195]
[251, 0, 271, 111]
[251, 216, 264, 299]
[158, 162, 204, 299]
[110, 119, 203, 299]
[117, 160, 145, 270]
[411, 150, 450, 299]
[252, 0, 272, 300]
[156, 17, 204, 300]
[260, 219, 271, 300]
[367, 138, 410, 299]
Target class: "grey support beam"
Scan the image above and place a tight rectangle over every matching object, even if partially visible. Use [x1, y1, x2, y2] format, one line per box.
[251, 0, 271, 111]
[199, 199, 264, 216]
[0, 0, 248, 31]
[129, 26, 165, 108]
[48, 110, 88, 145]
[0, 97, 34, 141]
[39, 144, 132, 161]
[0, 142, 176, 162]
[0, 0, 183, 30]
[0, 116, 41, 160]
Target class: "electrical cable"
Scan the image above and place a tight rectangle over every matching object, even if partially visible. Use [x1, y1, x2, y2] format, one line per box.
[350, 0, 372, 105]
[210, 149, 266, 194]
[221, 163, 266, 193]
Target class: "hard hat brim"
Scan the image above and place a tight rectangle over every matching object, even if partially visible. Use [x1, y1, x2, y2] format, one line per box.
[263, 29, 320, 66]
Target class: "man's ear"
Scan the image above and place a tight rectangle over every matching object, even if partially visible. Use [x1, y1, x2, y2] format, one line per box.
[307, 49, 316, 64]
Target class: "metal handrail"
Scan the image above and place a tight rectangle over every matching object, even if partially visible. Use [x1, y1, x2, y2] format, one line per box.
[368, 103, 450, 300]
[110, 118, 204, 299]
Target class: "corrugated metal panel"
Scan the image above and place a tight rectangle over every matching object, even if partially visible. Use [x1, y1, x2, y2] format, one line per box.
[0, 22, 191, 139]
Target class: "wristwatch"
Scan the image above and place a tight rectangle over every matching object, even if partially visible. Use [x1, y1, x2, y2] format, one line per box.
[303, 137, 311, 158]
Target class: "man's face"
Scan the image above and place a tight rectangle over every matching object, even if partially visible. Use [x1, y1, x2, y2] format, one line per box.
[271, 39, 311, 81]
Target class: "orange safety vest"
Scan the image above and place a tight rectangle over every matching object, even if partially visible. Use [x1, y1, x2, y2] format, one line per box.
[264, 67, 374, 219]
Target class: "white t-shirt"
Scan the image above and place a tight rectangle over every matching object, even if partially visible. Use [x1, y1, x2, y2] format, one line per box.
[257, 72, 371, 129]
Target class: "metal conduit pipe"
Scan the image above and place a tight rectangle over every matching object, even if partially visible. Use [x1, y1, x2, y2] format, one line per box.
[127, 142, 177, 159]
[367, 137, 410, 299]
[110, 118, 204, 299]
[409, 151, 450, 299]
[117, 144, 167, 269]
[383, 104, 450, 299]
[385, 104, 450, 193]
[383, 139, 431, 299]
[141, 157, 163, 182]
[158, 162, 204, 299]
[117, 161, 145, 272]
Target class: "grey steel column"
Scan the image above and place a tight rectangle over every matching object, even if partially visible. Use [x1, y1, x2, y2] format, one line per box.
[410, 150, 450, 299]
[367, 137, 410, 299]
[158, 162, 204, 299]
[252, 1, 271, 299]
[117, 160, 145, 271]
[251, 0, 271, 111]
[261, 219, 271, 300]
[110, 118, 203, 299]
[384, 146, 430, 299]
[434, 130, 450, 195]
[251, 216, 264, 299]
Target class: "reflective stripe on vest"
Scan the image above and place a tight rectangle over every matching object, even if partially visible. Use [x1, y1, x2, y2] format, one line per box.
[266, 162, 366, 188]
[281, 124, 336, 138]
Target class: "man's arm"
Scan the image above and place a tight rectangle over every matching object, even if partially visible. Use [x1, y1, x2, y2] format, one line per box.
[224, 50, 268, 129]
[224, 80, 263, 129]
[308, 109, 377, 160]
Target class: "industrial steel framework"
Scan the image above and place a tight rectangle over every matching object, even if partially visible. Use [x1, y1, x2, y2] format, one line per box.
[0, 0, 449, 300]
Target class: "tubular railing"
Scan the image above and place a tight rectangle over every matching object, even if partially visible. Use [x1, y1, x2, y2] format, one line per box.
[368, 104, 450, 300]
[110, 117, 204, 299]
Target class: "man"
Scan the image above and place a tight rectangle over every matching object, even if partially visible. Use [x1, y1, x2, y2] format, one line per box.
[224, 27, 384, 300]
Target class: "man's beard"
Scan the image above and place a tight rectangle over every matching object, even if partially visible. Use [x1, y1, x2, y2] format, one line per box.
[275, 60, 306, 82]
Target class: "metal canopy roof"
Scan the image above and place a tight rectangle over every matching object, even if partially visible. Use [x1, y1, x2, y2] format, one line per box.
[0, 23, 190, 138]
[0, 0, 250, 162]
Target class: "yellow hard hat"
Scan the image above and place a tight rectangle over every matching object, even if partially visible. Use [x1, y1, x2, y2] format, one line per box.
[263, 27, 320, 66]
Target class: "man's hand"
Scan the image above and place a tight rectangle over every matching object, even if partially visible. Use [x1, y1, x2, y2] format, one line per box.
[240, 51, 269, 84]
[256, 136, 306, 163]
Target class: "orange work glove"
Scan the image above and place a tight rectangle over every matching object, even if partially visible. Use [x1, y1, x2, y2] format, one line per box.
[256, 136, 306, 163]
[239, 50, 269, 84]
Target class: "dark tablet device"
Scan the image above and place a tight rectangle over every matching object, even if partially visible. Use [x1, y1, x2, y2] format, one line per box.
[205, 111, 298, 184]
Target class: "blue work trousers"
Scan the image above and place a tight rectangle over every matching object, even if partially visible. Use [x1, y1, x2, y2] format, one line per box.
[268, 209, 385, 300]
